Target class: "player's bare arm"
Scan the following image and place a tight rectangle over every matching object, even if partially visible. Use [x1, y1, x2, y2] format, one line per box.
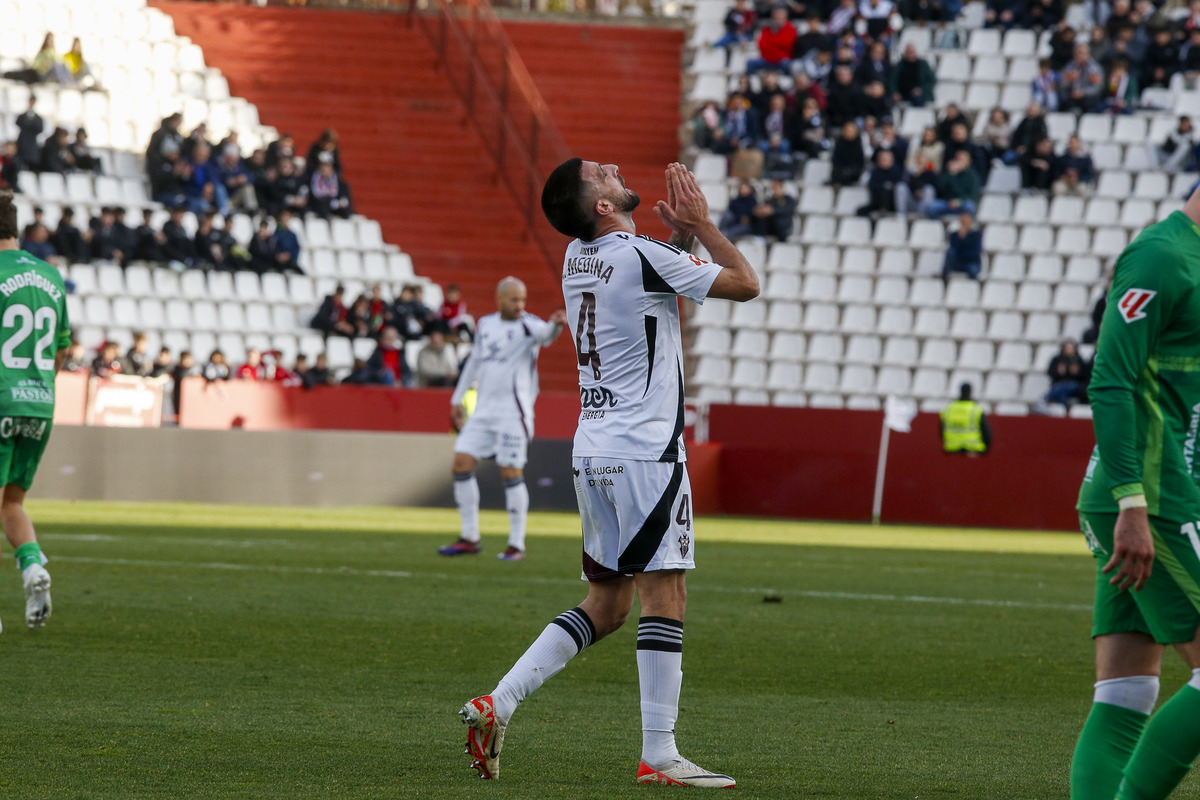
[54, 347, 69, 373]
[1103, 506, 1155, 591]
[655, 163, 757, 302]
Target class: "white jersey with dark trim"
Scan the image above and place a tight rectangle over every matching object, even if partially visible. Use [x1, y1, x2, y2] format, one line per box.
[451, 311, 560, 432]
[563, 232, 724, 462]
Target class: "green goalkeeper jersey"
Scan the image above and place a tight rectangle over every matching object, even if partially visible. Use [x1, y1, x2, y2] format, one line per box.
[0, 250, 71, 420]
[1078, 211, 1200, 517]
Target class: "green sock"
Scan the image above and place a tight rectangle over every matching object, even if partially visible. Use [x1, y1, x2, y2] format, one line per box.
[1117, 685, 1200, 800]
[1071, 702, 1150, 800]
[13, 542, 43, 572]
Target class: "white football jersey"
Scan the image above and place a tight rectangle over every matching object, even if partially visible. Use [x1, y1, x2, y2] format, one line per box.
[451, 312, 561, 431]
[562, 232, 724, 462]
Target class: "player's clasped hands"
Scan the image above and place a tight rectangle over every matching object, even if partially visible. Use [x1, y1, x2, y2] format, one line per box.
[655, 162, 709, 236]
[1102, 508, 1155, 591]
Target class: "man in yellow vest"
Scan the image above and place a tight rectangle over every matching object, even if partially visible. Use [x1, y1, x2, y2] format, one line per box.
[940, 382, 991, 456]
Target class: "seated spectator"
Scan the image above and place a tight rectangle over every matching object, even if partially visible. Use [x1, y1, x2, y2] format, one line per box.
[1011, 102, 1049, 165]
[800, 47, 835, 88]
[758, 92, 792, 148]
[62, 37, 98, 90]
[306, 129, 343, 178]
[60, 341, 87, 372]
[113, 207, 136, 260]
[186, 142, 228, 216]
[751, 179, 797, 240]
[171, 350, 199, 412]
[941, 211, 983, 281]
[1048, 23, 1076, 73]
[1031, 59, 1060, 111]
[52, 207, 90, 262]
[181, 123, 211, 162]
[266, 134, 297, 169]
[262, 156, 308, 217]
[792, 72, 827, 111]
[1103, 58, 1139, 114]
[889, 44, 936, 108]
[365, 327, 412, 387]
[215, 144, 257, 213]
[719, 180, 759, 239]
[922, 150, 981, 217]
[312, 284, 355, 337]
[91, 342, 123, 377]
[122, 332, 152, 377]
[194, 211, 247, 271]
[362, 284, 393, 338]
[246, 148, 270, 203]
[1020, 136, 1057, 191]
[5, 33, 72, 85]
[341, 358, 373, 386]
[15, 99, 42, 172]
[308, 161, 353, 219]
[146, 113, 184, 176]
[824, 66, 863, 129]
[417, 331, 459, 388]
[307, 353, 336, 387]
[203, 350, 230, 381]
[1043, 340, 1089, 406]
[857, 149, 914, 217]
[793, 13, 832, 62]
[149, 347, 173, 379]
[130, 209, 165, 263]
[944, 121, 989, 182]
[860, 80, 892, 126]
[830, 121, 866, 186]
[1149, 115, 1196, 172]
[855, 41, 891, 87]
[1026, 0, 1062, 27]
[70, 128, 102, 173]
[693, 101, 724, 151]
[935, 103, 966, 143]
[248, 219, 276, 273]
[20, 223, 57, 264]
[985, 0, 1025, 29]
[1141, 27, 1178, 89]
[437, 284, 474, 340]
[39, 127, 74, 174]
[872, 120, 909, 166]
[907, 126, 945, 190]
[236, 349, 264, 380]
[722, 92, 761, 150]
[857, 0, 894, 39]
[713, 0, 757, 64]
[790, 96, 827, 158]
[163, 205, 197, 267]
[1, 142, 25, 191]
[746, 6, 797, 74]
[270, 209, 302, 273]
[1052, 134, 1096, 196]
[345, 296, 373, 339]
[828, 0, 858, 35]
[762, 135, 797, 179]
[979, 107, 1012, 163]
[90, 208, 127, 265]
[394, 284, 436, 340]
[1182, 28, 1200, 83]
[149, 141, 191, 208]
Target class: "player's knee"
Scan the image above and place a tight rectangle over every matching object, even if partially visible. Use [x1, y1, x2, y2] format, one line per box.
[595, 608, 629, 639]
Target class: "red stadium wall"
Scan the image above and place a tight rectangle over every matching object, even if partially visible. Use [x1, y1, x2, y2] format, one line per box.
[151, 2, 683, 394]
[708, 405, 1096, 531]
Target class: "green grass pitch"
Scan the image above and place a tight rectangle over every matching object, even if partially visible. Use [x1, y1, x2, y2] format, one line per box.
[2, 501, 1197, 799]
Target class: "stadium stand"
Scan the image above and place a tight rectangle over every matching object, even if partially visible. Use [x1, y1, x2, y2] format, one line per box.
[0, 0, 447, 378]
[681, 0, 1196, 416]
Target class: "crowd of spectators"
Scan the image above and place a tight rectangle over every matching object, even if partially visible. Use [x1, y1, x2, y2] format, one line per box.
[0, 96, 104, 181]
[311, 282, 475, 349]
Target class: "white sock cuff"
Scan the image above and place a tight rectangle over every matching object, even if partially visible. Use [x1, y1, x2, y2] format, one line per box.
[1094, 675, 1160, 714]
[1187, 668, 1200, 692]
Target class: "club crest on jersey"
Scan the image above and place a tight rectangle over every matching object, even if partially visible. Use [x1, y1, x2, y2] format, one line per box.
[678, 533, 690, 557]
[1118, 289, 1156, 323]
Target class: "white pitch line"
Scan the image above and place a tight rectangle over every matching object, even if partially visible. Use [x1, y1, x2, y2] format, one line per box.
[51, 556, 1091, 613]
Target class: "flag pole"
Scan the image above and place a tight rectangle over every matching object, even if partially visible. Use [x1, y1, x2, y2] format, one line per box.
[871, 415, 890, 525]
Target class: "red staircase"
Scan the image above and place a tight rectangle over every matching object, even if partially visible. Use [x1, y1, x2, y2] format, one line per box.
[152, 2, 682, 392]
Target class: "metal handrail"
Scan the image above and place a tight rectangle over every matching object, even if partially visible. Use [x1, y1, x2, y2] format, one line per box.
[410, 0, 572, 275]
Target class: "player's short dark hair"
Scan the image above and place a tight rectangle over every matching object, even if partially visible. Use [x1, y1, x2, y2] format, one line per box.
[0, 191, 17, 241]
[541, 157, 595, 241]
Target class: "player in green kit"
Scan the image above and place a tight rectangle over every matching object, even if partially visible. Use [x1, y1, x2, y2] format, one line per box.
[0, 191, 70, 632]
[1072, 184, 1200, 800]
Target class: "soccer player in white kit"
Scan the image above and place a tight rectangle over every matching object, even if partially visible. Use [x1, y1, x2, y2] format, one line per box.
[458, 160, 758, 786]
[438, 277, 566, 560]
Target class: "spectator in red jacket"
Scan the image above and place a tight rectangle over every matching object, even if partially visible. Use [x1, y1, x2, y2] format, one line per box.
[438, 284, 475, 341]
[236, 349, 264, 380]
[746, 6, 797, 75]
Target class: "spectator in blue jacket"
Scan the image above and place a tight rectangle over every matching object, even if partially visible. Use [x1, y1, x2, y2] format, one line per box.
[270, 209, 302, 273]
[215, 144, 257, 213]
[941, 211, 983, 281]
[186, 141, 230, 216]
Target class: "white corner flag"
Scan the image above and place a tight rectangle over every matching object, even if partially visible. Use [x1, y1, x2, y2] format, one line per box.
[874, 395, 918, 523]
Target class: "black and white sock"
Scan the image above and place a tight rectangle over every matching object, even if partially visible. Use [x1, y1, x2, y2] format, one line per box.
[492, 607, 596, 724]
[637, 616, 683, 766]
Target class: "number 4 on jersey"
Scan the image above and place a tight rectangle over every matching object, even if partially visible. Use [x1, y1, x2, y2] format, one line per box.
[575, 291, 602, 380]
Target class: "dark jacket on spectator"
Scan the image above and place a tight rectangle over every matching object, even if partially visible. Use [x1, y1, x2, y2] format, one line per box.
[830, 135, 866, 185]
[936, 165, 982, 202]
[20, 236, 55, 262]
[888, 57, 936, 103]
[944, 226, 983, 269]
[39, 137, 71, 174]
[52, 220, 87, 263]
[132, 221, 167, 263]
[16, 110, 43, 169]
[1054, 150, 1095, 184]
[163, 220, 196, 264]
[1011, 115, 1048, 156]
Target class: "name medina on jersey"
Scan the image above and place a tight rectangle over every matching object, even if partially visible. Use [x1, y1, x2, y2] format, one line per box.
[564, 246, 614, 284]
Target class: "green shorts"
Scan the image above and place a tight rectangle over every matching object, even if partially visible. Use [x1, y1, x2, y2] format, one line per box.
[1081, 511, 1200, 644]
[0, 416, 52, 492]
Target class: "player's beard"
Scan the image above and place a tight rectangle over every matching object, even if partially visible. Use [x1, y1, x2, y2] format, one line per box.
[612, 189, 640, 213]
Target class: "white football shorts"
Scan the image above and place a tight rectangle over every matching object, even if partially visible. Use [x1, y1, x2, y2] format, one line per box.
[572, 456, 695, 581]
[454, 415, 529, 468]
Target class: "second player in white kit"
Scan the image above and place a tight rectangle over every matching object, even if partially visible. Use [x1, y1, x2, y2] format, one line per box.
[438, 277, 565, 560]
